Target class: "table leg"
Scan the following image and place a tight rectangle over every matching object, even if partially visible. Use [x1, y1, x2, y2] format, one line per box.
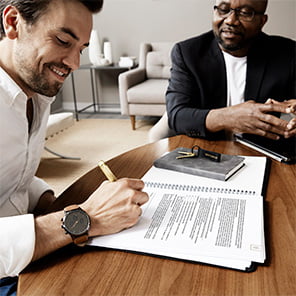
[71, 73, 79, 121]
[90, 68, 98, 113]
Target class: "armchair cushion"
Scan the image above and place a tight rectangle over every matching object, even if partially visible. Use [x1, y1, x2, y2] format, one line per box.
[127, 79, 169, 104]
[146, 51, 171, 79]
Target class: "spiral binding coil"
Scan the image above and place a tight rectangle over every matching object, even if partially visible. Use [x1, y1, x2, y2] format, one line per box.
[145, 181, 256, 195]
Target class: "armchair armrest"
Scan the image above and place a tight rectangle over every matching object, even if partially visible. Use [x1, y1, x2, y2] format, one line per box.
[118, 67, 146, 115]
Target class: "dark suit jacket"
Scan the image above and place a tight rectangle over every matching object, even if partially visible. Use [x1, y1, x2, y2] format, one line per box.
[166, 31, 296, 138]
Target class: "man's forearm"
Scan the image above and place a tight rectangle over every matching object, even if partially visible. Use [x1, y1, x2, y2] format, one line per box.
[32, 211, 72, 261]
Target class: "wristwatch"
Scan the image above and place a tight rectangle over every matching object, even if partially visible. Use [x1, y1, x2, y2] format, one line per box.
[61, 205, 91, 246]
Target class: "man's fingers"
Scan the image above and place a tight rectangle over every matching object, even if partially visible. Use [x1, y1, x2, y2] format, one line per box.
[117, 178, 145, 190]
[261, 102, 291, 114]
[265, 98, 274, 104]
[267, 114, 288, 129]
[256, 112, 288, 133]
[262, 99, 296, 114]
[287, 118, 296, 130]
[115, 178, 149, 206]
[134, 189, 149, 206]
[284, 118, 296, 138]
[138, 206, 142, 217]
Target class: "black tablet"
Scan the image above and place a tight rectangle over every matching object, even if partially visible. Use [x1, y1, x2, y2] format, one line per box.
[234, 133, 296, 164]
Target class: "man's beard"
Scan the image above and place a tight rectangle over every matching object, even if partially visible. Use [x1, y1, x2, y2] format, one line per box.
[25, 68, 63, 97]
[15, 52, 66, 97]
[216, 37, 243, 52]
[214, 32, 244, 52]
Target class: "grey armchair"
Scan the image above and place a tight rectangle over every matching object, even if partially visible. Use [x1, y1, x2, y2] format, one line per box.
[118, 42, 174, 130]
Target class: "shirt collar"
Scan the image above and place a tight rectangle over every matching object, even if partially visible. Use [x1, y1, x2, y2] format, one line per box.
[0, 66, 55, 107]
[0, 67, 25, 106]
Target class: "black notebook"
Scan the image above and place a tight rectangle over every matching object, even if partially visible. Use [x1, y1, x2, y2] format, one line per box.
[153, 147, 245, 181]
[234, 134, 296, 164]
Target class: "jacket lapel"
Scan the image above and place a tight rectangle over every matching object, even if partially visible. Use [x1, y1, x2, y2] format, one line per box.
[245, 34, 268, 101]
[207, 39, 228, 107]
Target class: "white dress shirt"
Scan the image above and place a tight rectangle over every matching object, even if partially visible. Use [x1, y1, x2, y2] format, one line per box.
[0, 67, 54, 277]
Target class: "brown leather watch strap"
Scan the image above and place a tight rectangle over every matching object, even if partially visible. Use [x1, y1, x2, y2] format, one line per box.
[64, 204, 79, 211]
[73, 234, 89, 246]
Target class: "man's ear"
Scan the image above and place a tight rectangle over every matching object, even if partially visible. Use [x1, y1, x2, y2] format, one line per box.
[260, 14, 268, 29]
[3, 5, 21, 39]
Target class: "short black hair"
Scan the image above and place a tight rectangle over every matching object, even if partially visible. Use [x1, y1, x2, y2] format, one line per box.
[0, 0, 103, 40]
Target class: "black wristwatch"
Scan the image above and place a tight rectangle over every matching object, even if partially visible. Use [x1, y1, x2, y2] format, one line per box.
[61, 205, 90, 246]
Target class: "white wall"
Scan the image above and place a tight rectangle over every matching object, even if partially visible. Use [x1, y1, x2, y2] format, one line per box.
[61, 0, 296, 110]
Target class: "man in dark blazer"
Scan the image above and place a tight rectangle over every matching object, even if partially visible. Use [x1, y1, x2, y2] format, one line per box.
[166, 0, 296, 140]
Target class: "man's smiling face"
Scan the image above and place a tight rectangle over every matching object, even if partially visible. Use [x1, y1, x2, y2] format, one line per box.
[12, 0, 93, 97]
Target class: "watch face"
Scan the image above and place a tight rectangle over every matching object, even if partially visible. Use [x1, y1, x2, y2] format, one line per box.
[64, 210, 90, 235]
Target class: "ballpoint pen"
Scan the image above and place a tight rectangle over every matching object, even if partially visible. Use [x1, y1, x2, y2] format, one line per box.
[98, 160, 118, 182]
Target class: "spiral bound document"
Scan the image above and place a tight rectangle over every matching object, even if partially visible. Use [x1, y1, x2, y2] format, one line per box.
[89, 156, 268, 272]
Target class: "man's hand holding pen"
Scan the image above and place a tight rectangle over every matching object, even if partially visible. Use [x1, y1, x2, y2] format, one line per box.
[80, 162, 149, 237]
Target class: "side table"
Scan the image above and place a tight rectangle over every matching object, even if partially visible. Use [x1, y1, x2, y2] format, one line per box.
[70, 64, 131, 120]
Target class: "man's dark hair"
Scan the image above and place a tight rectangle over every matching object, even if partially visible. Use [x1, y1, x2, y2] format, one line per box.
[0, 0, 103, 40]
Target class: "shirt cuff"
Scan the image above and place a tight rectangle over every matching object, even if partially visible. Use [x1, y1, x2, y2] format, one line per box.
[28, 177, 54, 213]
[0, 214, 35, 277]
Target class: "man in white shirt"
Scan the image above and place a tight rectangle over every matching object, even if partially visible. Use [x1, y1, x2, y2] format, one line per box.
[0, 0, 149, 293]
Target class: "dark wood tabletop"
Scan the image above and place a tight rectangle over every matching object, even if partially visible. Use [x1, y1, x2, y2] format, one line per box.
[18, 135, 296, 296]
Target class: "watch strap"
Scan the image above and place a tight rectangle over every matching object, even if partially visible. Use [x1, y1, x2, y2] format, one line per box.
[64, 204, 80, 212]
[73, 234, 89, 246]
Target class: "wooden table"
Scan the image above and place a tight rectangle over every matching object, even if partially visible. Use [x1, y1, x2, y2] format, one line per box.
[18, 135, 296, 296]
